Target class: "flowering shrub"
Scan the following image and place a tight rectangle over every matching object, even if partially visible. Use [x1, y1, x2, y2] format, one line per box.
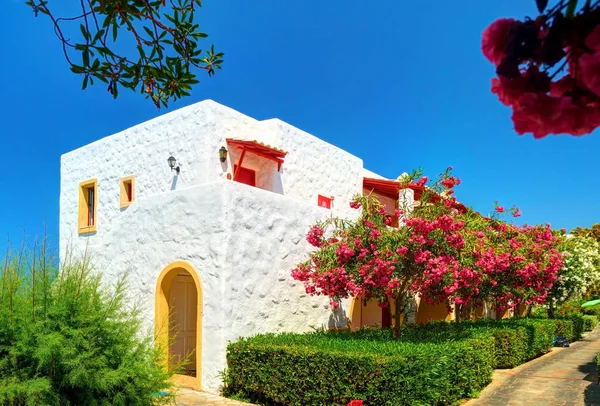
[549, 236, 600, 309]
[433, 209, 564, 318]
[291, 168, 564, 336]
[482, 1, 600, 138]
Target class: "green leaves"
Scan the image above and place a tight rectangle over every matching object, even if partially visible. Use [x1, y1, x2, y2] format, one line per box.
[566, 0, 578, 17]
[0, 242, 175, 405]
[225, 325, 501, 405]
[30, 0, 223, 108]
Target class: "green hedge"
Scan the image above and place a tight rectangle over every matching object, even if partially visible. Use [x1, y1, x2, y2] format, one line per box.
[225, 332, 494, 406]
[392, 319, 555, 368]
[516, 319, 556, 359]
[584, 306, 600, 317]
[597, 353, 600, 384]
[549, 316, 584, 341]
[224, 318, 561, 405]
[583, 315, 599, 331]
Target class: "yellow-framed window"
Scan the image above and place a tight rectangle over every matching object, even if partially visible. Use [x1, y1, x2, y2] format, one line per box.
[78, 178, 98, 234]
[120, 175, 136, 208]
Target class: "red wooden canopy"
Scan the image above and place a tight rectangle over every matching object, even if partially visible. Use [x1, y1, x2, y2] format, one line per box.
[363, 177, 423, 200]
[226, 139, 288, 171]
[362, 177, 467, 213]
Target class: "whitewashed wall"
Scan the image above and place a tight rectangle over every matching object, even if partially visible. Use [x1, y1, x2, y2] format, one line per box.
[59, 100, 378, 392]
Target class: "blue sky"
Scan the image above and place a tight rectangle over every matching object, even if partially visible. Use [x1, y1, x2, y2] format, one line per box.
[1, 0, 599, 251]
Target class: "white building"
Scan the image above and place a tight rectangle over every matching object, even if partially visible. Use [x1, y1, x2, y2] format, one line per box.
[59, 100, 424, 393]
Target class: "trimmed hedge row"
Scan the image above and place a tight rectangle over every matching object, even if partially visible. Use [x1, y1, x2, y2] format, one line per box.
[583, 315, 599, 331]
[225, 318, 565, 405]
[597, 352, 600, 384]
[548, 316, 584, 341]
[225, 332, 494, 406]
[395, 319, 556, 368]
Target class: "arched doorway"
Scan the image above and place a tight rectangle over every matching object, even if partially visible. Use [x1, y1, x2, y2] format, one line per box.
[155, 261, 203, 390]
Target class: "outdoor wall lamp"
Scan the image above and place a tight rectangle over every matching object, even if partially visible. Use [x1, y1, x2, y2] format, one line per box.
[219, 146, 228, 162]
[167, 156, 180, 174]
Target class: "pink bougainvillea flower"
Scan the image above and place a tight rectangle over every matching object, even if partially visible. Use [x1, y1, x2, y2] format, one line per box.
[306, 225, 325, 247]
[495, 206, 505, 213]
[482, 18, 516, 66]
[415, 176, 428, 187]
[574, 26, 600, 98]
[441, 176, 461, 189]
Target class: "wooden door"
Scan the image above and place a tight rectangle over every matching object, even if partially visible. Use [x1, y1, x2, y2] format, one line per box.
[169, 273, 198, 376]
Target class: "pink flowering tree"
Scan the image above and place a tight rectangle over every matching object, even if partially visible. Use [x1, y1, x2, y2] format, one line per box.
[291, 168, 471, 337]
[482, 1, 600, 138]
[292, 167, 566, 335]
[424, 201, 564, 320]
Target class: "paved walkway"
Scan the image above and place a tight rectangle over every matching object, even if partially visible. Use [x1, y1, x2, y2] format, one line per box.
[466, 328, 600, 406]
[175, 389, 255, 406]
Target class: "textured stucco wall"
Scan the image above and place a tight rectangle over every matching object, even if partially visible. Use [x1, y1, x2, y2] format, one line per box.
[60, 181, 348, 391]
[59, 100, 376, 392]
[59, 100, 262, 244]
[220, 180, 349, 344]
[63, 183, 229, 390]
[60, 100, 365, 244]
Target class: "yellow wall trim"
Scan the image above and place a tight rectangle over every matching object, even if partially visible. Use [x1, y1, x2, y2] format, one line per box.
[119, 175, 136, 209]
[155, 260, 203, 391]
[78, 178, 98, 234]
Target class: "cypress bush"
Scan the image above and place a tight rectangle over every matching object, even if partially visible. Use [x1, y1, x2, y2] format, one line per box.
[0, 240, 173, 405]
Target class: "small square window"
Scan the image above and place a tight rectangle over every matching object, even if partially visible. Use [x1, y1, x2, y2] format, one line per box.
[120, 176, 136, 208]
[78, 179, 98, 234]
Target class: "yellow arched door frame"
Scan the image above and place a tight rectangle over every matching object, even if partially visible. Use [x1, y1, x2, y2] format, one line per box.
[155, 260, 203, 390]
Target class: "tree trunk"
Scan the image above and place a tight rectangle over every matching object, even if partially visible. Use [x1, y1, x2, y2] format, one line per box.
[483, 299, 493, 319]
[548, 303, 555, 319]
[393, 295, 406, 338]
[455, 303, 462, 326]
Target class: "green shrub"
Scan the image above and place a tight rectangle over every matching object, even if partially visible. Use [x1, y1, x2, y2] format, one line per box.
[584, 305, 600, 317]
[571, 315, 585, 339]
[224, 315, 563, 406]
[515, 319, 556, 359]
[224, 318, 561, 405]
[548, 317, 584, 341]
[597, 353, 600, 384]
[225, 332, 495, 406]
[583, 315, 599, 331]
[0, 241, 173, 405]
[487, 327, 528, 368]
[393, 319, 554, 368]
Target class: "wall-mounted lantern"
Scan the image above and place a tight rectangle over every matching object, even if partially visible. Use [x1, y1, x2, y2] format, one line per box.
[219, 146, 228, 162]
[167, 155, 180, 174]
